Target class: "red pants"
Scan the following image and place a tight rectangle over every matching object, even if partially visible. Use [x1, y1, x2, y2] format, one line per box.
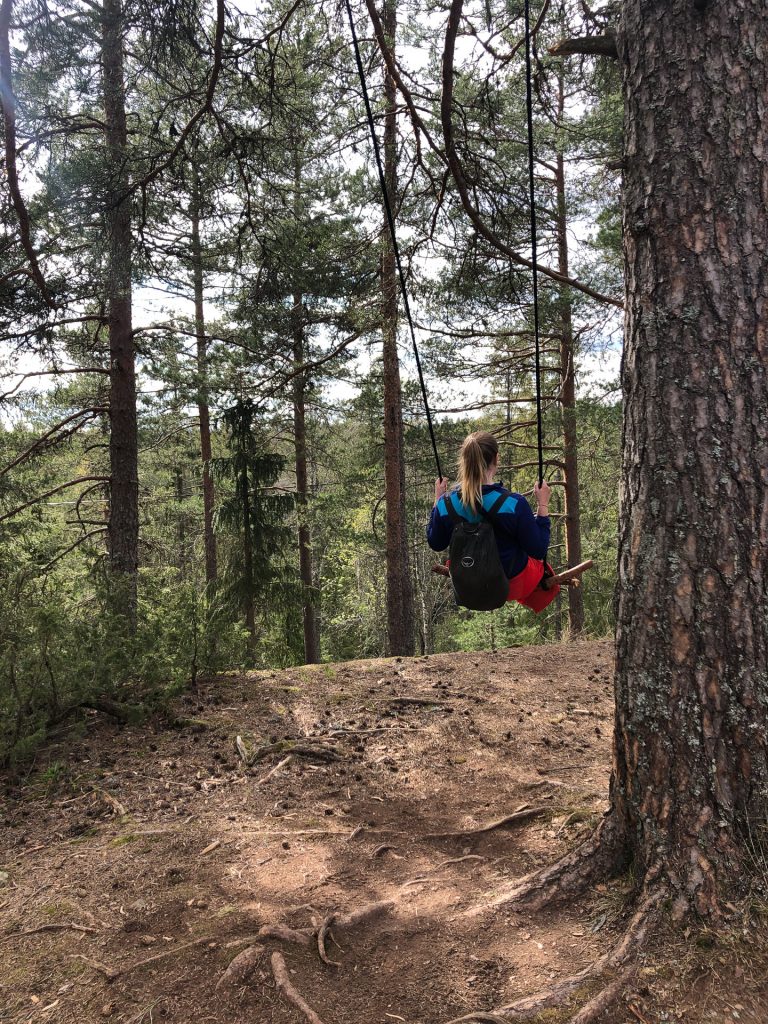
[507, 557, 560, 613]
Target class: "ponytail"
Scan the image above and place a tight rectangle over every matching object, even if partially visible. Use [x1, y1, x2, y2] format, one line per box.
[457, 431, 498, 515]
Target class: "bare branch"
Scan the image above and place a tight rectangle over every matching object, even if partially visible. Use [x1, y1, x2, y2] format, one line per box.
[0, 407, 107, 476]
[0, 367, 109, 401]
[0, 476, 109, 524]
[39, 528, 108, 572]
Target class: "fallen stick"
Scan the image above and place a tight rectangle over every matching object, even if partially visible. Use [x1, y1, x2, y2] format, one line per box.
[72, 934, 215, 981]
[256, 754, 293, 785]
[19, 922, 98, 936]
[271, 951, 327, 1024]
[425, 806, 545, 839]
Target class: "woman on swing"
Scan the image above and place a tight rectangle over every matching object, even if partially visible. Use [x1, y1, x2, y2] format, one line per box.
[427, 431, 559, 613]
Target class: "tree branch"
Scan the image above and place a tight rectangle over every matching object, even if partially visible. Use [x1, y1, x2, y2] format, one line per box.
[0, 476, 109, 524]
[440, 0, 622, 310]
[0, 368, 109, 401]
[0, 0, 54, 305]
[0, 407, 107, 476]
[549, 32, 618, 59]
[127, 0, 225, 196]
[39, 528, 108, 572]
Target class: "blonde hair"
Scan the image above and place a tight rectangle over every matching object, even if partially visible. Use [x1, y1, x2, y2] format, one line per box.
[457, 431, 499, 515]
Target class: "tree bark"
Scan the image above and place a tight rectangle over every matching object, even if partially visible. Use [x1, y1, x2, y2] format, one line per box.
[190, 181, 217, 588]
[102, 0, 138, 625]
[555, 74, 584, 636]
[380, 0, 415, 657]
[612, 0, 768, 916]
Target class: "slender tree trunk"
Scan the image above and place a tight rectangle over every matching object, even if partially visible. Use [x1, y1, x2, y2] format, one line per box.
[102, 0, 138, 625]
[290, 153, 320, 664]
[240, 464, 256, 661]
[292, 292, 320, 664]
[381, 0, 415, 656]
[190, 182, 217, 587]
[611, 0, 768, 914]
[555, 74, 583, 636]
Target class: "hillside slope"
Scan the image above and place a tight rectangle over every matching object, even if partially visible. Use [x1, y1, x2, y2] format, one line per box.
[1, 641, 765, 1023]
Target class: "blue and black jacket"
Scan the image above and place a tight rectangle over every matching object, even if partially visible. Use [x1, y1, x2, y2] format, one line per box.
[426, 483, 551, 579]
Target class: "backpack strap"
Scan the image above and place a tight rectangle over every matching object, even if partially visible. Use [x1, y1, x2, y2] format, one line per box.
[479, 490, 509, 524]
[443, 492, 466, 524]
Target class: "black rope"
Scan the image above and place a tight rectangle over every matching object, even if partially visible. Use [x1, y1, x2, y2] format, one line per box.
[523, 0, 544, 486]
[344, 0, 443, 481]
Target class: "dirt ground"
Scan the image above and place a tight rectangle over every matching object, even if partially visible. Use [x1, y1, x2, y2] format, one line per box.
[1, 640, 766, 1024]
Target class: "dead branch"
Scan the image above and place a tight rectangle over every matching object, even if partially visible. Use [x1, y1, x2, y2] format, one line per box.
[271, 951, 327, 1024]
[0, 367, 108, 401]
[0, 408, 107, 476]
[18, 922, 98, 936]
[39, 529, 108, 572]
[255, 753, 293, 785]
[74, 934, 216, 982]
[426, 806, 545, 839]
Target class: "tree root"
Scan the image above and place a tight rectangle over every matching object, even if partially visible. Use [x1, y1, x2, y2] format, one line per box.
[443, 885, 663, 1024]
[426, 806, 544, 839]
[258, 898, 396, 970]
[316, 913, 339, 966]
[271, 951, 327, 1024]
[463, 814, 624, 916]
[258, 923, 313, 947]
[216, 944, 265, 989]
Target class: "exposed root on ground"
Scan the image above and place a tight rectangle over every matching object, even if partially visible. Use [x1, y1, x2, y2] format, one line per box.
[258, 923, 313, 947]
[426, 805, 544, 840]
[216, 944, 265, 989]
[443, 885, 664, 1024]
[271, 951, 327, 1024]
[259, 898, 397, 966]
[316, 913, 339, 966]
[463, 815, 623, 917]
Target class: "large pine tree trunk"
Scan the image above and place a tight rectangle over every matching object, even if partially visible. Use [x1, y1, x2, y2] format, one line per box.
[555, 75, 584, 637]
[102, 0, 138, 624]
[381, 0, 415, 656]
[190, 185, 217, 588]
[613, 0, 768, 915]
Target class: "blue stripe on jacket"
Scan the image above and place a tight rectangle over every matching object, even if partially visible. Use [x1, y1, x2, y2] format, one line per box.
[426, 483, 551, 579]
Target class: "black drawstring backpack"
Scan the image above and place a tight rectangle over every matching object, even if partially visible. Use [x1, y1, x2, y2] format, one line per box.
[444, 492, 509, 611]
